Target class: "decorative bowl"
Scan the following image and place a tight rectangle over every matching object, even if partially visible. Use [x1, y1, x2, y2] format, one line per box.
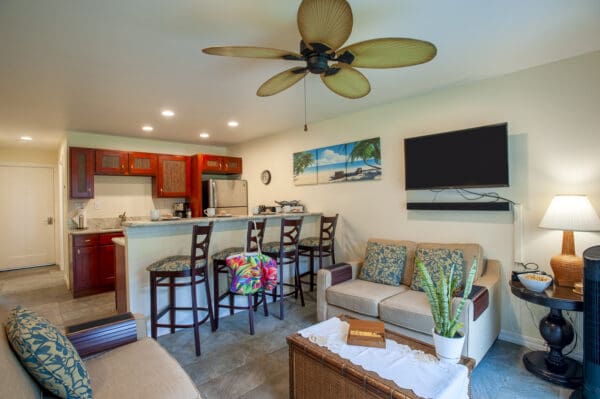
[518, 273, 553, 292]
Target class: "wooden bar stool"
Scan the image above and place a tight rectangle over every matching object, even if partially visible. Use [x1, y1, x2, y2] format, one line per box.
[212, 219, 267, 333]
[263, 217, 304, 320]
[299, 214, 339, 291]
[147, 222, 214, 356]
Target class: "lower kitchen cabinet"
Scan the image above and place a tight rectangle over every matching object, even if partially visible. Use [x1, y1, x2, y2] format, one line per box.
[71, 232, 123, 298]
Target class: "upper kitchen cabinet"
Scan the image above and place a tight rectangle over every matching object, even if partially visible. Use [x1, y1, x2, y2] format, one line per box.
[155, 154, 190, 197]
[128, 152, 157, 175]
[200, 154, 243, 174]
[70, 147, 95, 199]
[95, 150, 157, 176]
[95, 149, 128, 175]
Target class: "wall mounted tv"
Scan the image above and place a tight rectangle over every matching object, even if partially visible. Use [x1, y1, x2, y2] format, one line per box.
[404, 123, 509, 190]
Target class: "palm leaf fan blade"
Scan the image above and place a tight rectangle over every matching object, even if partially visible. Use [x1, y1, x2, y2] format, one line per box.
[297, 0, 353, 51]
[321, 64, 370, 99]
[337, 38, 437, 69]
[257, 67, 308, 97]
[202, 46, 302, 60]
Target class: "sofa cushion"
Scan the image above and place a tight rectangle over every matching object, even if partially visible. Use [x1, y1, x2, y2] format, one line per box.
[410, 248, 465, 292]
[5, 307, 93, 399]
[379, 290, 434, 335]
[0, 307, 44, 399]
[358, 240, 412, 286]
[326, 279, 408, 317]
[416, 243, 483, 281]
[85, 337, 202, 399]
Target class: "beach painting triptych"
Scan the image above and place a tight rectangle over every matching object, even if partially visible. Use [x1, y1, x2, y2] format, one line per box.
[293, 137, 382, 186]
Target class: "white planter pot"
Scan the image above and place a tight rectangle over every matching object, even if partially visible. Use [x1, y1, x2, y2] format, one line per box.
[432, 329, 465, 363]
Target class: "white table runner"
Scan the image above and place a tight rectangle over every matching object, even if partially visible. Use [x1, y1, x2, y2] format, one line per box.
[298, 318, 469, 399]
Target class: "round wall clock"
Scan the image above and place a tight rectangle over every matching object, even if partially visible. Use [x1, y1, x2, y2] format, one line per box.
[261, 170, 271, 185]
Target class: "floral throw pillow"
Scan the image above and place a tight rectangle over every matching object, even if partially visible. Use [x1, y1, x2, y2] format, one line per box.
[358, 241, 407, 286]
[5, 307, 93, 399]
[411, 248, 465, 292]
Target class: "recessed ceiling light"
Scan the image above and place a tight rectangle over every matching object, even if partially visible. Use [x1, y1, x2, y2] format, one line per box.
[161, 110, 175, 117]
[19, 136, 33, 141]
[199, 132, 210, 139]
[227, 120, 239, 127]
[142, 125, 154, 132]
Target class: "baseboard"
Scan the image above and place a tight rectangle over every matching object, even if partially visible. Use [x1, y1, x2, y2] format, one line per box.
[499, 329, 583, 362]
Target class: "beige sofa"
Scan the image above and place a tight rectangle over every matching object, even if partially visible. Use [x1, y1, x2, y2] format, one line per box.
[317, 239, 501, 365]
[0, 306, 202, 399]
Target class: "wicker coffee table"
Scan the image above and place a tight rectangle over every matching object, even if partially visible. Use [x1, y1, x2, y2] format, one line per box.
[287, 315, 475, 399]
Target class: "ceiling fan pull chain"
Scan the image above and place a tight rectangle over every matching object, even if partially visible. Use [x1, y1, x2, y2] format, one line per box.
[304, 76, 308, 132]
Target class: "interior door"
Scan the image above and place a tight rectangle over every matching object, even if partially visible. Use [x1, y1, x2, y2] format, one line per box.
[0, 165, 55, 270]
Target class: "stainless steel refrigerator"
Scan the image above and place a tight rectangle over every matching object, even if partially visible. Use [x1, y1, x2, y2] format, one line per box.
[202, 179, 248, 216]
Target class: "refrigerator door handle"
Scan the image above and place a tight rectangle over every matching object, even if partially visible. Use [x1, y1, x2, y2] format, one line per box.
[211, 180, 217, 208]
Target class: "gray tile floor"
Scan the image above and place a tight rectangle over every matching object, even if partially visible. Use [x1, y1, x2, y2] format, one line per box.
[0, 265, 576, 398]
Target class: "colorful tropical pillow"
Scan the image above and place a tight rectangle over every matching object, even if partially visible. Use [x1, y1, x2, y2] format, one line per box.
[358, 241, 407, 286]
[410, 248, 465, 292]
[5, 307, 93, 399]
[226, 253, 278, 294]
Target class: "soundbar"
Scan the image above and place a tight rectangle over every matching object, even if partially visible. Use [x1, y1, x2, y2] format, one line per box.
[406, 202, 511, 211]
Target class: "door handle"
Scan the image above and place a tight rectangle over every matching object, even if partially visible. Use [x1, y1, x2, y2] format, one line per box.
[47, 217, 53, 225]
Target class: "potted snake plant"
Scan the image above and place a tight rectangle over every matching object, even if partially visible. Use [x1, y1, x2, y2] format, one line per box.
[415, 257, 477, 363]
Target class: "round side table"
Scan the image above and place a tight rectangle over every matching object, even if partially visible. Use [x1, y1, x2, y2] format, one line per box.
[509, 279, 583, 389]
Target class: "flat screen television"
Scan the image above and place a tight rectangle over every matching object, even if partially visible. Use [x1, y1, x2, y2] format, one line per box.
[404, 123, 509, 190]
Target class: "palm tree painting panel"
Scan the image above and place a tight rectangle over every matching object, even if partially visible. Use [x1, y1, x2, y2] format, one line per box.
[293, 149, 317, 186]
[346, 137, 382, 181]
[317, 144, 348, 184]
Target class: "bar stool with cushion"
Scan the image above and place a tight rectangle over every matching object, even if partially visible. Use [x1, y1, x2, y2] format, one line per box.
[299, 214, 339, 291]
[147, 222, 215, 356]
[263, 217, 304, 320]
[212, 219, 267, 333]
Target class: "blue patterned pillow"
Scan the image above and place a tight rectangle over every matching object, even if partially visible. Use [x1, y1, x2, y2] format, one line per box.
[358, 241, 407, 286]
[411, 248, 465, 292]
[5, 307, 93, 399]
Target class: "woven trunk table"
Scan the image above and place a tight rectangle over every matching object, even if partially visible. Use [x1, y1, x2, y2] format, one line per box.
[287, 315, 475, 399]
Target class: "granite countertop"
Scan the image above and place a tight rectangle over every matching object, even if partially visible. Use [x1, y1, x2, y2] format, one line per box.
[69, 227, 124, 235]
[122, 212, 321, 228]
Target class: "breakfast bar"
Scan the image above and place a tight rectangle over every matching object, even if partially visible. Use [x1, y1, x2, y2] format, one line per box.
[118, 213, 321, 330]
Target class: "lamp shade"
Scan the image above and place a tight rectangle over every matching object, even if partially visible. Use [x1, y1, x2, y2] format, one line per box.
[539, 195, 600, 232]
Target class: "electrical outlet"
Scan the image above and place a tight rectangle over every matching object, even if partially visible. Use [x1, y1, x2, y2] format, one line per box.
[94, 200, 101, 210]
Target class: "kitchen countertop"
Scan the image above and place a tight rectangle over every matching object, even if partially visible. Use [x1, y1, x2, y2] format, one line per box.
[69, 227, 124, 235]
[112, 237, 125, 246]
[121, 212, 321, 228]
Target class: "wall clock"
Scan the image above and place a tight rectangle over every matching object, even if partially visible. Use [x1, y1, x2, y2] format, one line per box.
[261, 170, 271, 185]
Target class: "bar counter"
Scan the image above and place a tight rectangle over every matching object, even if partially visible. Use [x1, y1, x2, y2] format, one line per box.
[119, 213, 321, 329]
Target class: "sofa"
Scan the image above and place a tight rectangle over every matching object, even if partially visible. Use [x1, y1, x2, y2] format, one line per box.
[0, 305, 202, 399]
[316, 239, 501, 365]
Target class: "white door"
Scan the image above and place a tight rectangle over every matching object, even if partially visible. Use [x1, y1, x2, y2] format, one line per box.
[0, 165, 55, 270]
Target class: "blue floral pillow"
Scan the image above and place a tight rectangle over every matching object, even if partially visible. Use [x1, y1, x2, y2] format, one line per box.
[358, 241, 407, 286]
[5, 307, 93, 399]
[411, 248, 465, 292]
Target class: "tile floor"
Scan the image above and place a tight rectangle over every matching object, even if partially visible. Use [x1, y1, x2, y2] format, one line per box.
[0, 265, 577, 398]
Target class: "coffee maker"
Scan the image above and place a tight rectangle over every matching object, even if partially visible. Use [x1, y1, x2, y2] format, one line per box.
[173, 202, 191, 218]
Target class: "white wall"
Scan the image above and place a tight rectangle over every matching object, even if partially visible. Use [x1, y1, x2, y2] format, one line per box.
[230, 51, 600, 358]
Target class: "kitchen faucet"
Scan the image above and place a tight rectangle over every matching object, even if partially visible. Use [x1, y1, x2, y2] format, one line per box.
[118, 212, 127, 223]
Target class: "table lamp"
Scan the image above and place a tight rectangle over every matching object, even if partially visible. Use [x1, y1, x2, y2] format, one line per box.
[539, 195, 600, 287]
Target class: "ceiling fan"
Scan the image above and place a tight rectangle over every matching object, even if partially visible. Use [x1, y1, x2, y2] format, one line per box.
[202, 0, 437, 99]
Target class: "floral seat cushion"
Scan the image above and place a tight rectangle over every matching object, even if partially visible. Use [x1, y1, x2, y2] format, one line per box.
[146, 255, 207, 272]
[262, 242, 297, 254]
[5, 307, 93, 399]
[410, 248, 465, 292]
[358, 241, 407, 286]
[212, 247, 244, 261]
[298, 237, 332, 248]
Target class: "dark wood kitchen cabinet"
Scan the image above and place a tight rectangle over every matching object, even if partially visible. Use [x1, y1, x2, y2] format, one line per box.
[71, 232, 123, 298]
[200, 154, 242, 174]
[69, 147, 95, 199]
[155, 154, 190, 197]
[96, 150, 157, 176]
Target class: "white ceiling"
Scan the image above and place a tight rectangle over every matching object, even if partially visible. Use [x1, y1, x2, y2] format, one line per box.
[1, 0, 599, 150]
